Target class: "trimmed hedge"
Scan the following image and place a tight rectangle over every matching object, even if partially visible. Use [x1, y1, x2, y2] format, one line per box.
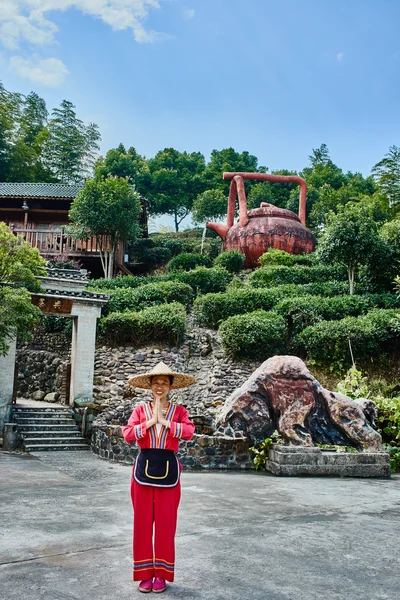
[104, 281, 194, 315]
[300, 309, 400, 368]
[193, 284, 382, 330]
[213, 250, 245, 273]
[194, 288, 288, 329]
[174, 267, 233, 294]
[249, 264, 346, 287]
[274, 294, 400, 335]
[100, 302, 186, 346]
[167, 252, 212, 272]
[87, 274, 175, 291]
[151, 234, 221, 260]
[258, 248, 314, 267]
[219, 310, 287, 361]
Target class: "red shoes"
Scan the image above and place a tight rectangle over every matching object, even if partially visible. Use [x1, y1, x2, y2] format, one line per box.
[152, 578, 167, 593]
[138, 578, 167, 594]
[138, 579, 153, 593]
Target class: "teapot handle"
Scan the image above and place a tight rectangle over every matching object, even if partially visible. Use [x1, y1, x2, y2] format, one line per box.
[226, 175, 249, 228]
[223, 172, 308, 225]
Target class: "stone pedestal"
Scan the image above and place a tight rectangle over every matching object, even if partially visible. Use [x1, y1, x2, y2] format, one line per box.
[266, 445, 391, 478]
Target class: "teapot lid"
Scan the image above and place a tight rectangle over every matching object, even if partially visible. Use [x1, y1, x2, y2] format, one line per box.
[247, 203, 301, 223]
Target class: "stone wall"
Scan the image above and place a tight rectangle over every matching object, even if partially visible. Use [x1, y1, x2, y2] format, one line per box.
[92, 326, 258, 423]
[16, 348, 66, 399]
[91, 425, 253, 470]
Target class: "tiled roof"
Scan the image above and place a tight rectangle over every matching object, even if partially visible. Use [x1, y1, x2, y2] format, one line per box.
[0, 182, 83, 198]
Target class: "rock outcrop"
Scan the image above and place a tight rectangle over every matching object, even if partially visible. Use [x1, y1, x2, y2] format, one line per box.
[216, 356, 382, 452]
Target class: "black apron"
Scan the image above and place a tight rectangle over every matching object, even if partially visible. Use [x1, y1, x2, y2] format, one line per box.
[134, 449, 180, 488]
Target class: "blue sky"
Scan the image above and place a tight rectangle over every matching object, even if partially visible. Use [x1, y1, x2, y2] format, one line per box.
[1, 0, 400, 227]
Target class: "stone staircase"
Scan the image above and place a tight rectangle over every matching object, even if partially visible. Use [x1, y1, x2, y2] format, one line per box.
[14, 407, 90, 452]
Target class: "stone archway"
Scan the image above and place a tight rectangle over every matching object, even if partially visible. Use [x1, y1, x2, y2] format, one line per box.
[0, 269, 108, 434]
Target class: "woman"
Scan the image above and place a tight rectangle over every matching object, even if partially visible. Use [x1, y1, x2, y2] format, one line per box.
[121, 361, 195, 594]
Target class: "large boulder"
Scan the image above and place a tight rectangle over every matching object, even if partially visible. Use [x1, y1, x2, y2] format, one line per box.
[216, 356, 382, 452]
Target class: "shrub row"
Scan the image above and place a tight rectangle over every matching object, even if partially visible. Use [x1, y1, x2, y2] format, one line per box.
[100, 302, 186, 346]
[216, 307, 400, 365]
[274, 294, 400, 335]
[213, 250, 245, 273]
[249, 264, 347, 287]
[299, 309, 400, 368]
[193, 285, 390, 330]
[194, 288, 289, 329]
[167, 253, 212, 271]
[219, 310, 287, 361]
[150, 233, 221, 260]
[89, 266, 233, 296]
[173, 266, 233, 294]
[258, 248, 315, 267]
[103, 281, 194, 316]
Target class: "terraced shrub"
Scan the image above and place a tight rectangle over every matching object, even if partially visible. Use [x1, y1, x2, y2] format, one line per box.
[249, 264, 346, 287]
[87, 273, 174, 291]
[274, 294, 400, 335]
[218, 310, 287, 361]
[100, 302, 187, 346]
[300, 309, 400, 369]
[167, 252, 212, 272]
[374, 396, 400, 471]
[258, 248, 315, 268]
[194, 288, 288, 329]
[174, 267, 233, 294]
[104, 281, 194, 315]
[213, 250, 245, 273]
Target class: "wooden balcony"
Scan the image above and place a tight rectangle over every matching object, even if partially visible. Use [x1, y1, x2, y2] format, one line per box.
[12, 228, 109, 257]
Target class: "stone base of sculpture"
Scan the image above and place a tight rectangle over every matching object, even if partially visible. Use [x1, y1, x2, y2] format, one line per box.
[266, 445, 391, 478]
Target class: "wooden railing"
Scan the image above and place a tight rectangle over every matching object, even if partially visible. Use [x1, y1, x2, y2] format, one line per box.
[12, 228, 109, 256]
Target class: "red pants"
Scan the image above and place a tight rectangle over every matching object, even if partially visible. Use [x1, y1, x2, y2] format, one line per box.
[131, 477, 181, 581]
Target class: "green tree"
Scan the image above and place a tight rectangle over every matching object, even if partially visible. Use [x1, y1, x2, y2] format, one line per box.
[372, 145, 400, 212]
[69, 177, 141, 278]
[317, 203, 390, 294]
[146, 148, 206, 231]
[95, 143, 149, 189]
[43, 100, 101, 183]
[0, 222, 46, 287]
[0, 223, 45, 355]
[95, 143, 150, 234]
[203, 147, 266, 195]
[192, 189, 227, 224]
[0, 82, 22, 181]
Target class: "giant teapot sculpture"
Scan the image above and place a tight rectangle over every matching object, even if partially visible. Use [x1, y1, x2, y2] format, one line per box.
[206, 172, 316, 269]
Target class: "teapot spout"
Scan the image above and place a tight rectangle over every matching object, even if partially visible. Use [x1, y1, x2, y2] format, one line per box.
[206, 222, 229, 241]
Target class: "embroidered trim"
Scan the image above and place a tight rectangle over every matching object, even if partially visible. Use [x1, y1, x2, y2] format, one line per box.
[160, 404, 176, 448]
[144, 403, 157, 447]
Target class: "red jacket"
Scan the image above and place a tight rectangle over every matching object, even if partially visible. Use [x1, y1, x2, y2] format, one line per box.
[121, 402, 195, 451]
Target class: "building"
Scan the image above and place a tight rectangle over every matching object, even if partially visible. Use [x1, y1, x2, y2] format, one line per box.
[0, 182, 130, 277]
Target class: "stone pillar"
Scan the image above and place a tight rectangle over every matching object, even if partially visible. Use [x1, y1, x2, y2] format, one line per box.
[0, 333, 17, 434]
[70, 303, 102, 405]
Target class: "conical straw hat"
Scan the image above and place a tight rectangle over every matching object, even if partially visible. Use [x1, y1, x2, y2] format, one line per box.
[128, 361, 195, 389]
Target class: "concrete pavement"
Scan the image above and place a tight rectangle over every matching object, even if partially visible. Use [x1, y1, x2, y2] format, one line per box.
[0, 450, 399, 600]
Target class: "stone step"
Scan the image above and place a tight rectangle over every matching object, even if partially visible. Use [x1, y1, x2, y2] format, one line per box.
[22, 436, 88, 445]
[15, 418, 76, 425]
[20, 430, 83, 439]
[16, 424, 81, 432]
[25, 443, 91, 452]
[14, 410, 72, 417]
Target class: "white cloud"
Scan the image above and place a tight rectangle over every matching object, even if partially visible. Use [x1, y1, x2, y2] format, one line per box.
[9, 55, 70, 86]
[184, 8, 195, 20]
[336, 52, 344, 62]
[0, 1, 165, 48]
